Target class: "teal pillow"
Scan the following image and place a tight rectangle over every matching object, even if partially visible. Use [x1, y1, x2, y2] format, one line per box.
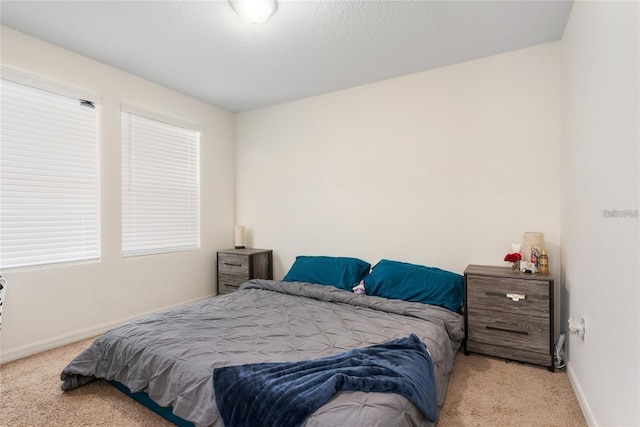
[364, 259, 463, 312]
[283, 256, 371, 291]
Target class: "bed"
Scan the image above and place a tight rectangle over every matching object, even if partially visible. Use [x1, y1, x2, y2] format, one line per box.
[61, 257, 464, 427]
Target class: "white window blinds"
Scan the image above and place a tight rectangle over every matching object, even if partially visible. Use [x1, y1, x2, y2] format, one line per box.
[0, 78, 100, 269]
[121, 108, 200, 257]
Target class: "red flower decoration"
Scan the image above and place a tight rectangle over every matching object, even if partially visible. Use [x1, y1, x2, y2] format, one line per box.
[504, 252, 522, 262]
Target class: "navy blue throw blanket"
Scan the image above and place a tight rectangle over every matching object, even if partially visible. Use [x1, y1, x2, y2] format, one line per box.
[213, 334, 437, 427]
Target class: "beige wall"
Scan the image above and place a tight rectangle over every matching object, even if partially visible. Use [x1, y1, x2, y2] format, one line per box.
[561, 1, 640, 425]
[236, 42, 562, 284]
[0, 26, 236, 362]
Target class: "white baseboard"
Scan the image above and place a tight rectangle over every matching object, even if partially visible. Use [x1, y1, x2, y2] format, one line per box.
[0, 294, 213, 364]
[566, 361, 597, 427]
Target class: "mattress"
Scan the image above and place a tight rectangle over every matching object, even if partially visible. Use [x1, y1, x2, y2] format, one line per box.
[61, 279, 464, 427]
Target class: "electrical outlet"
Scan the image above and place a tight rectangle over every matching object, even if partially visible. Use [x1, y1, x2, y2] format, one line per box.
[568, 317, 586, 342]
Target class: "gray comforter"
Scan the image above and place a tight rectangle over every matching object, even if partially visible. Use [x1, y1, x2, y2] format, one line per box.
[61, 280, 464, 427]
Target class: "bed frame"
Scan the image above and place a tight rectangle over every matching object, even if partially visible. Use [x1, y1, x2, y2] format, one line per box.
[109, 380, 194, 427]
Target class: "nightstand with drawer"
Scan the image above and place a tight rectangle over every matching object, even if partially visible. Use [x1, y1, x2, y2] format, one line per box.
[217, 248, 273, 295]
[464, 264, 555, 371]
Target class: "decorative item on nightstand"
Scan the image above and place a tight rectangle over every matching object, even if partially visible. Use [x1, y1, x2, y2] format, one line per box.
[538, 249, 549, 274]
[234, 225, 246, 249]
[523, 232, 544, 267]
[503, 243, 522, 271]
[504, 252, 522, 271]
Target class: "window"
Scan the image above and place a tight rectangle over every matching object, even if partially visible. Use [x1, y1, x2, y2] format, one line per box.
[121, 106, 200, 256]
[0, 71, 100, 269]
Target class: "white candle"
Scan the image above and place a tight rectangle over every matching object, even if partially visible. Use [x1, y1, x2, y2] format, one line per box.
[235, 225, 246, 249]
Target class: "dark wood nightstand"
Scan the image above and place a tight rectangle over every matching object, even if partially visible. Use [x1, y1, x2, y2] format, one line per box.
[217, 248, 273, 295]
[464, 264, 555, 371]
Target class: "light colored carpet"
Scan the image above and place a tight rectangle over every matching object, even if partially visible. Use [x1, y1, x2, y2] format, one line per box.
[438, 352, 586, 427]
[1, 337, 586, 426]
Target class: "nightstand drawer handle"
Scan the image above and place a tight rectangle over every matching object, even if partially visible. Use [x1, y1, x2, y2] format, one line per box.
[224, 262, 243, 267]
[506, 292, 525, 301]
[486, 325, 529, 335]
[222, 283, 240, 288]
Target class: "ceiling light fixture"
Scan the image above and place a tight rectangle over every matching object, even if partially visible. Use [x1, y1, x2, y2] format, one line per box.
[229, 0, 277, 25]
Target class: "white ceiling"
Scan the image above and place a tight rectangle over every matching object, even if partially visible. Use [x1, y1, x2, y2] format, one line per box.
[0, 1, 573, 113]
